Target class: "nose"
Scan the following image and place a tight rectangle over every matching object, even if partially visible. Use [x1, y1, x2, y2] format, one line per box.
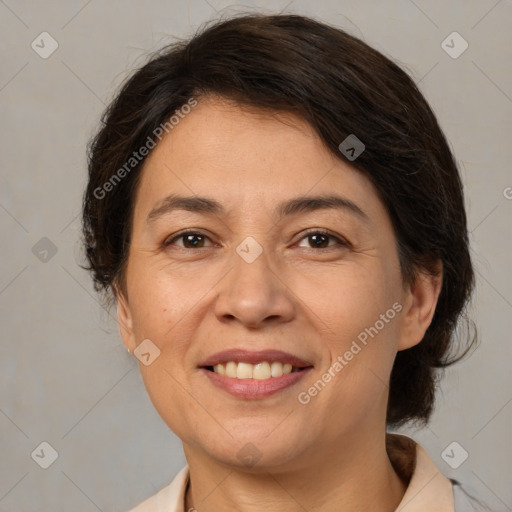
[213, 242, 296, 329]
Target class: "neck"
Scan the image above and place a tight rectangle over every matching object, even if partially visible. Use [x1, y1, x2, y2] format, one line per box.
[183, 431, 407, 512]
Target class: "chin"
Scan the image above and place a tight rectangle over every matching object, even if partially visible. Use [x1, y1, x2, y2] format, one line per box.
[208, 426, 310, 470]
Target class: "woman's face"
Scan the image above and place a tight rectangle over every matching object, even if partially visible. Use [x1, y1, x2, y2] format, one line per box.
[118, 96, 433, 470]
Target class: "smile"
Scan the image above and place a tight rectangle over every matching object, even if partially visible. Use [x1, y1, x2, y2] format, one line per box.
[207, 361, 302, 379]
[198, 349, 314, 399]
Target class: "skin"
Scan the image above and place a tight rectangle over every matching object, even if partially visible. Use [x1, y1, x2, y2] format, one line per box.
[117, 96, 442, 512]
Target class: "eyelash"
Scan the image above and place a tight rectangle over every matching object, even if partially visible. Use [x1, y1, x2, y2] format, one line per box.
[163, 229, 350, 251]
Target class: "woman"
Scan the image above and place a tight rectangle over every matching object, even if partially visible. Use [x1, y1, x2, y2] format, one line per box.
[82, 13, 485, 511]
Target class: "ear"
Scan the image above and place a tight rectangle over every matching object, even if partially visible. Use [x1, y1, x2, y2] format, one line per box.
[116, 291, 137, 354]
[397, 262, 443, 351]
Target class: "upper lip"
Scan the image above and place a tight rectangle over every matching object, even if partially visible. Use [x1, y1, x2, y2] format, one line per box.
[199, 349, 314, 368]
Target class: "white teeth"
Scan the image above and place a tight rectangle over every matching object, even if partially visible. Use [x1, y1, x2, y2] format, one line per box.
[225, 361, 237, 378]
[270, 361, 283, 377]
[211, 361, 297, 379]
[253, 362, 271, 380]
[214, 363, 225, 375]
[237, 362, 253, 379]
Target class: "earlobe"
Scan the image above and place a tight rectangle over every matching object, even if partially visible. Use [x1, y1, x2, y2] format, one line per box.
[397, 264, 443, 351]
[116, 293, 137, 354]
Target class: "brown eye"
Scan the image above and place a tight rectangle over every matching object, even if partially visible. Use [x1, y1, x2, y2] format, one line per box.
[164, 231, 213, 249]
[297, 230, 348, 249]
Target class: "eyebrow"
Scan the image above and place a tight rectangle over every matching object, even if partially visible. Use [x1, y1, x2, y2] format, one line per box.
[146, 193, 370, 224]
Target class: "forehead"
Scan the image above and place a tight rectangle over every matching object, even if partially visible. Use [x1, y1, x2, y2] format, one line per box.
[133, 96, 385, 223]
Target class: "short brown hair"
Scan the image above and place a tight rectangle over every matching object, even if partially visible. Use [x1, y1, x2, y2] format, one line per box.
[82, 13, 476, 427]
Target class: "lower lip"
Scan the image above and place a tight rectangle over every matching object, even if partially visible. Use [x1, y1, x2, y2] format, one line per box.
[200, 368, 312, 399]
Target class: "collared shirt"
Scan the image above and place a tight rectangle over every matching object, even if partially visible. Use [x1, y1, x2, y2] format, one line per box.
[128, 434, 483, 511]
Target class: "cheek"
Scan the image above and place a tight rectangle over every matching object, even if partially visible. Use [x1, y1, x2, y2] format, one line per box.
[128, 266, 193, 340]
[136, 357, 194, 442]
[300, 261, 402, 406]
[127, 272, 197, 436]
[304, 259, 401, 346]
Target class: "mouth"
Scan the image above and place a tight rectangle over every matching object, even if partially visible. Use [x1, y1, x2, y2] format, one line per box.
[198, 349, 314, 399]
[203, 361, 305, 379]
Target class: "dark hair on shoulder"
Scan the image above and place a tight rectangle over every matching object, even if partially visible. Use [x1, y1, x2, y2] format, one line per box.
[82, 12, 476, 427]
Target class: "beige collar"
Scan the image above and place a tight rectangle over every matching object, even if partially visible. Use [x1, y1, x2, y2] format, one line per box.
[388, 433, 454, 511]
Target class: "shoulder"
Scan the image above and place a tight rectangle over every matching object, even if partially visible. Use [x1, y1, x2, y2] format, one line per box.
[127, 465, 189, 512]
[388, 433, 489, 512]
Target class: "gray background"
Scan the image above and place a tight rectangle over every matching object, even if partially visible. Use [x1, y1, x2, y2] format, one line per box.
[1, 0, 511, 510]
